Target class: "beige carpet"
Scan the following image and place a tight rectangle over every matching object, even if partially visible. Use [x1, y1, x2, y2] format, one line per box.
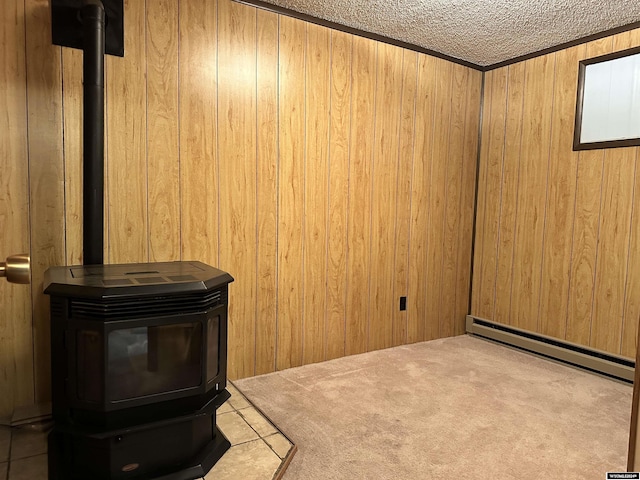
[235, 335, 632, 480]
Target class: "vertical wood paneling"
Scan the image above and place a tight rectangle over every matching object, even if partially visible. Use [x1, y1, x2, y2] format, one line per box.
[510, 53, 555, 332]
[147, 0, 180, 262]
[439, 64, 468, 337]
[25, 0, 66, 403]
[179, 0, 218, 265]
[566, 150, 604, 345]
[615, 30, 640, 357]
[623, 149, 640, 357]
[345, 36, 376, 355]
[11, 0, 640, 415]
[591, 18, 640, 357]
[591, 147, 635, 352]
[62, 49, 83, 266]
[454, 69, 482, 335]
[325, 30, 352, 361]
[476, 68, 507, 320]
[218, 0, 257, 378]
[600, 155, 637, 360]
[0, 0, 33, 415]
[302, 23, 331, 365]
[392, 50, 418, 346]
[476, 30, 640, 359]
[425, 59, 453, 340]
[106, 0, 148, 263]
[276, 16, 306, 370]
[470, 70, 493, 317]
[369, 43, 402, 351]
[493, 63, 525, 326]
[565, 38, 612, 346]
[538, 45, 583, 338]
[407, 53, 437, 343]
[4, 0, 483, 414]
[255, 9, 279, 375]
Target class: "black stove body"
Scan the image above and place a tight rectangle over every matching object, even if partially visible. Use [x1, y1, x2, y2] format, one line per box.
[44, 261, 234, 480]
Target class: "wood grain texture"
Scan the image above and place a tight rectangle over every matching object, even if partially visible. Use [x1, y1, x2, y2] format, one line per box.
[510, 53, 555, 332]
[566, 149, 604, 346]
[454, 69, 482, 335]
[217, 0, 257, 378]
[475, 68, 507, 320]
[612, 28, 640, 51]
[255, 9, 279, 375]
[407, 53, 437, 343]
[493, 63, 525, 327]
[424, 59, 453, 340]
[473, 31, 640, 358]
[4, 0, 484, 413]
[615, 29, 640, 358]
[302, 23, 330, 365]
[392, 49, 418, 346]
[439, 64, 468, 338]
[538, 45, 583, 339]
[369, 42, 402, 351]
[106, 0, 148, 263]
[622, 148, 640, 358]
[565, 38, 612, 346]
[0, 0, 33, 416]
[147, 0, 180, 262]
[62, 48, 83, 266]
[325, 29, 352, 361]
[345, 36, 376, 355]
[25, 0, 66, 404]
[276, 15, 306, 370]
[470, 70, 493, 318]
[179, 0, 218, 265]
[591, 147, 635, 353]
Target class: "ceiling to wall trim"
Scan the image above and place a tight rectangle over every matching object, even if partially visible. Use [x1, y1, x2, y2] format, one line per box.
[232, 0, 483, 71]
[484, 20, 640, 71]
[233, 0, 640, 72]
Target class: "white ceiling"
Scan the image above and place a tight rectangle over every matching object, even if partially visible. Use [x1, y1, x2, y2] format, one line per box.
[253, 0, 640, 66]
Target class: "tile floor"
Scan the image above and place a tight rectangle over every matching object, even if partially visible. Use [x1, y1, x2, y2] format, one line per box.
[0, 383, 295, 480]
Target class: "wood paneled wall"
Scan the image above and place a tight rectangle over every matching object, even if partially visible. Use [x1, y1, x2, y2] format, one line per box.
[472, 27, 640, 359]
[0, 0, 481, 415]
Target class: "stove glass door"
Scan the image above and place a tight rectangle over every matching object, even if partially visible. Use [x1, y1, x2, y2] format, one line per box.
[106, 321, 203, 401]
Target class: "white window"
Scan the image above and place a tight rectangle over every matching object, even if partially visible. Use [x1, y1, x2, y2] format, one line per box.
[574, 47, 640, 150]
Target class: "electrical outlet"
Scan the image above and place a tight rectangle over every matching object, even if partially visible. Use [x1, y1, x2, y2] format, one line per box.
[399, 296, 407, 311]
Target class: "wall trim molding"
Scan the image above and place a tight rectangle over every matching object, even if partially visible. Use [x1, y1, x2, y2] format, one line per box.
[231, 0, 483, 71]
[483, 21, 640, 71]
[233, 1, 640, 73]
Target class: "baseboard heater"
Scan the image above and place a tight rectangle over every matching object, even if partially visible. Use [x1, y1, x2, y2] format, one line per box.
[465, 315, 635, 383]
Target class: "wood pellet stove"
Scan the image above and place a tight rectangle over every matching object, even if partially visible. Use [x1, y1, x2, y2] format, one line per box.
[45, 262, 234, 479]
[46, 2, 234, 478]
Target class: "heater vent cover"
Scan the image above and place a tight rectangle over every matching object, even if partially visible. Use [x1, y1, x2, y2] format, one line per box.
[69, 288, 226, 320]
[50, 297, 66, 319]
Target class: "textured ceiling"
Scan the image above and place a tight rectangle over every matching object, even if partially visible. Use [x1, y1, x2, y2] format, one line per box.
[253, 0, 640, 66]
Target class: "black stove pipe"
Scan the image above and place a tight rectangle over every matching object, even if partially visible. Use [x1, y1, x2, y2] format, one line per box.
[81, 0, 105, 265]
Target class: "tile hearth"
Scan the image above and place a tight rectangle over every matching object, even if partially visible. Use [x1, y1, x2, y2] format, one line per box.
[0, 383, 295, 480]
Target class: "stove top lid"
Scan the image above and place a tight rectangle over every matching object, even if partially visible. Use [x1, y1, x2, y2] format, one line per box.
[43, 261, 234, 298]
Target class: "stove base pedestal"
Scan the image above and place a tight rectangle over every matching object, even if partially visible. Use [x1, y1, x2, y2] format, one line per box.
[48, 402, 231, 480]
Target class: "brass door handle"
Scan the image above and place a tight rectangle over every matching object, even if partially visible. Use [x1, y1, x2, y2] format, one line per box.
[0, 254, 30, 284]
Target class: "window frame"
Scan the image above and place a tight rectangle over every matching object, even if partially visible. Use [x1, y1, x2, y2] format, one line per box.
[573, 45, 640, 151]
